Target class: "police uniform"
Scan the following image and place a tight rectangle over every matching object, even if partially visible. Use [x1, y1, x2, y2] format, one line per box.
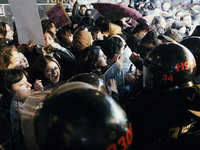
[125, 43, 200, 150]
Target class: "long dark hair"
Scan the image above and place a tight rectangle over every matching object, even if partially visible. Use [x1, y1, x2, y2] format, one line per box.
[28, 55, 61, 86]
[56, 27, 73, 47]
[41, 19, 56, 33]
[0, 45, 19, 70]
[0, 69, 28, 109]
[101, 36, 123, 59]
[75, 45, 101, 74]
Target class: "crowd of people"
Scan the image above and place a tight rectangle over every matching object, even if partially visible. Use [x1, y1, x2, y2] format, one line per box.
[0, 0, 200, 149]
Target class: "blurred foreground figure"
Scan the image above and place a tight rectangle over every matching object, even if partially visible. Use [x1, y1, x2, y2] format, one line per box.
[27, 82, 132, 150]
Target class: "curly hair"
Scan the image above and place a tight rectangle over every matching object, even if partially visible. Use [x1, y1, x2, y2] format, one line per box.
[0, 45, 19, 70]
[0, 22, 7, 39]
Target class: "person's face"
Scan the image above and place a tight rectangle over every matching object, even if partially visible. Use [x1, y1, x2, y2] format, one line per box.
[97, 31, 104, 40]
[19, 52, 29, 69]
[44, 61, 60, 83]
[50, 23, 57, 35]
[44, 32, 54, 46]
[166, 18, 175, 24]
[8, 50, 21, 69]
[6, 24, 14, 40]
[138, 30, 147, 38]
[162, 2, 170, 12]
[65, 30, 73, 42]
[95, 50, 107, 68]
[79, 6, 87, 16]
[67, 11, 72, 17]
[12, 74, 32, 100]
[183, 15, 192, 27]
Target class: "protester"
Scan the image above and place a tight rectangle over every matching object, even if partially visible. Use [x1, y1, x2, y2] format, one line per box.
[72, 26, 93, 54]
[56, 25, 74, 50]
[28, 55, 63, 90]
[74, 45, 107, 76]
[126, 23, 149, 53]
[151, 15, 166, 35]
[0, 22, 14, 49]
[43, 30, 77, 79]
[78, 9, 95, 31]
[161, 0, 172, 17]
[0, 45, 21, 70]
[171, 20, 187, 38]
[181, 13, 194, 36]
[41, 19, 57, 35]
[90, 26, 104, 46]
[72, 0, 87, 25]
[0, 69, 32, 150]
[137, 29, 159, 58]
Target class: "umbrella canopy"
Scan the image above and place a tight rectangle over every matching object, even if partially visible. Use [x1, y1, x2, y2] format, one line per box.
[92, 2, 141, 21]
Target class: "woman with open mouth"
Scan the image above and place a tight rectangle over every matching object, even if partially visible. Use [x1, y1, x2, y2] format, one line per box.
[28, 55, 63, 91]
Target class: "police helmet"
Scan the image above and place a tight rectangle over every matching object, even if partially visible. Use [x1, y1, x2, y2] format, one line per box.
[143, 43, 196, 90]
[180, 36, 200, 76]
[35, 82, 132, 150]
[67, 73, 112, 95]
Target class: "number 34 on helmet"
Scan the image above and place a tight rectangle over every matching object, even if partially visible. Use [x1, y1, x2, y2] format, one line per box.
[143, 43, 196, 90]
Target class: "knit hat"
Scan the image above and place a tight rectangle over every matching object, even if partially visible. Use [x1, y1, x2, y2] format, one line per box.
[158, 29, 182, 43]
[73, 30, 92, 50]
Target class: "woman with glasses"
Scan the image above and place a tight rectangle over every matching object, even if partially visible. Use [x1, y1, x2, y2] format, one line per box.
[43, 30, 77, 79]
[28, 55, 63, 91]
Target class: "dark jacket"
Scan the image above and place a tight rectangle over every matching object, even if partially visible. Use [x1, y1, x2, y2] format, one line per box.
[53, 50, 77, 79]
[125, 85, 200, 150]
[126, 35, 142, 53]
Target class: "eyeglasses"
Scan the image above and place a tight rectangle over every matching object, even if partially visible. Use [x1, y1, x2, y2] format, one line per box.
[45, 67, 59, 73]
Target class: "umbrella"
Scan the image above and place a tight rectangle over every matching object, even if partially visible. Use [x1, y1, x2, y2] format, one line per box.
[92, 2, 141, 21]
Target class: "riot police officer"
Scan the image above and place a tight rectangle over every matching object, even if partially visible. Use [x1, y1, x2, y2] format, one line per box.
[126, 43, 200, 150]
